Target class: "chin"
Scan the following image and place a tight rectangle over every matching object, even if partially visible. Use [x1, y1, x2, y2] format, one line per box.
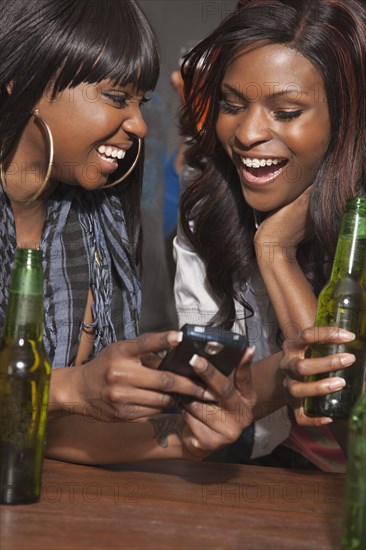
[242, 188, 295, 214]
[77, 178, 108, 190]
[241, 192, 276, 213]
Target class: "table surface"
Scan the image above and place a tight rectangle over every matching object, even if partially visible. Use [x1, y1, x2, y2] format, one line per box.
[1, 457, 345, 550]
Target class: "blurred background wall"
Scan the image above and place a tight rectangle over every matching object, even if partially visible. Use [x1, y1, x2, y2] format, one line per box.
[139, 0, 236, 151]
[137, 1, 237, 331]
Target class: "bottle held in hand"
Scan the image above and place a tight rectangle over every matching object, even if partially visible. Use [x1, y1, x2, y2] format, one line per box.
[304, 198, 366, 419]
[0, 248, 51, 504]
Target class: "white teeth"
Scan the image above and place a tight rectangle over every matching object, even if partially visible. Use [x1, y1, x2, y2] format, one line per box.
[242, 157, 283, 168]
[97, 145, 126, 160]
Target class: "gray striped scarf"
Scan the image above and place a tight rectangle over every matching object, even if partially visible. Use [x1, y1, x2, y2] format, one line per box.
[0, 184, 141, 368]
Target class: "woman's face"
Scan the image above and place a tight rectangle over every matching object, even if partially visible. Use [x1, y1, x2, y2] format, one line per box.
[216, 43, 331, 212]
[28, 79, 148, 190]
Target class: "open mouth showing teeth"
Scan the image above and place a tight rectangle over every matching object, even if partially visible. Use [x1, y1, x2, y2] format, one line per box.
[241, 157, 288, 181]
[97, 145, 126, 163]
[242, 158, 286, 168]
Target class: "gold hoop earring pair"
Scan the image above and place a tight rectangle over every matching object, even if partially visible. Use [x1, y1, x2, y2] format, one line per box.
[99, 138, 142, 189]
[0, 109, 54, 206]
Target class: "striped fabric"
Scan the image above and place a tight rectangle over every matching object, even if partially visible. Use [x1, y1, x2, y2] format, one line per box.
[0, 184, 141, 369]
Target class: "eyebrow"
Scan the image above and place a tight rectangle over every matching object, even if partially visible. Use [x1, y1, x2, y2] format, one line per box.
[221, 82, 309, 100]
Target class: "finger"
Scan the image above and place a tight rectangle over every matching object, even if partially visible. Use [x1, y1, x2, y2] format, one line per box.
[188, 354, 238, 402]
[182, 400, 246, 444]
[117, 330, 183, 358]
[282, 352, 356, 379]
[87, 397, 164, 422]
[285, 375, 346, 399]
[292, 405, 333, 427]
[182, 399, 221, 429]
[285, 326, 355, 353]
[111, 363, 214, 403]
[180, 406, 231, 454]
[113, 404, 164, 421]
[296, 184, 312, 206]
[140, 353, 162, 370]
[107, 386, 175, 411]
[235, 346, 256, 394]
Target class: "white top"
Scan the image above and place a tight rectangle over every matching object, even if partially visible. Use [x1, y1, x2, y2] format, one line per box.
[173, 221, 291, 459]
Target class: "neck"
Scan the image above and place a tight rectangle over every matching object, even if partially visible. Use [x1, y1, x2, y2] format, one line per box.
[11, 200, 48, 249]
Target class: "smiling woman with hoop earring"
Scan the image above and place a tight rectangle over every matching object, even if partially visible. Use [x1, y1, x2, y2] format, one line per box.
[0, 0, 260, 466]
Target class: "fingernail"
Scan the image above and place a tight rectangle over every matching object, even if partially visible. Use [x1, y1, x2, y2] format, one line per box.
[202, 389, 217, 402]
[247, 346, 256, 359]
[340, 354, 356, 366]
[337, 330, 356, 341]
[320, 417, 333, 425]
[190, 437, 200, 449]
[167, 331, 183, 345]
[329, 378, 346, 391]
[189, 354, 208, 371]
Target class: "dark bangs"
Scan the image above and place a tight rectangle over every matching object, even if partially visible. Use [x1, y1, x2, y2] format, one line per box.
[50, 0, 159, 95]
[0, 0, 159, 161]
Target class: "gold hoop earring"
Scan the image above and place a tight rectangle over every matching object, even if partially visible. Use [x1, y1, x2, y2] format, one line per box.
[0, 109, 54, 205]
[99, 137, 142, 189]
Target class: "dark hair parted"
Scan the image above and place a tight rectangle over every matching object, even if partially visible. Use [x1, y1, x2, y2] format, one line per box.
[179, 0, 366, 328]
[0, 0, 160, 262]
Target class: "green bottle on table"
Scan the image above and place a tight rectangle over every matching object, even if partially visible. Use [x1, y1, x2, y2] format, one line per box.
[341, 390, 366, 549]
[0, 248, 51, 504]
[304, 197, 366, 419]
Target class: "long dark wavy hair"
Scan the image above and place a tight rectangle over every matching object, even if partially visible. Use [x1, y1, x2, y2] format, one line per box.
[0, 0, 160, 265]
[179, 0, 366, 328]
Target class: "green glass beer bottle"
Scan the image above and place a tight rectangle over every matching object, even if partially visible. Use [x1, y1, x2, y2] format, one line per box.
[304, 197, 366, 419]
[341, 390, 366, 549]
[0, 248, 51, 504]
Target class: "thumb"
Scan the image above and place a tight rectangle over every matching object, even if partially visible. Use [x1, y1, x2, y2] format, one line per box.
[234, 346, 255, 392]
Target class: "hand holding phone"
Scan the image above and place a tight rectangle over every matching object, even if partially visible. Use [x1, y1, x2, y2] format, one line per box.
[159, 324, 248, 382]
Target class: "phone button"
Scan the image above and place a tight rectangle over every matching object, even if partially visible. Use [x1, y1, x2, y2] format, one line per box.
[204, 341, 224, 355]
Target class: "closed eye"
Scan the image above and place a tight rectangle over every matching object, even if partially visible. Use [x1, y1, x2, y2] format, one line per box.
[274, 110, 303, 121]
[219, 90, 304, 121]
[218, 98, 245, 115]
[103, 93, 128, 108]
[104, 93, 151, 109]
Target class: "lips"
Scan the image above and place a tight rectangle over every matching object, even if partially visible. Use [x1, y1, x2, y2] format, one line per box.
[95, 144, 129, 174]
[96, 150, 119, 173]
[240, 157, 288, 185]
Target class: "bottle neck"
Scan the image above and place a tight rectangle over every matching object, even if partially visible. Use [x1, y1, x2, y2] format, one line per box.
[4, 292, 43, 341]
[330, 199, 366, 281]
[4, 249, 44, 342]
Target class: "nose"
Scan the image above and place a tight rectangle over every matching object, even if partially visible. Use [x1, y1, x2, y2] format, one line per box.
[121, 104, 148, 140]
[235, 106, 272, 149]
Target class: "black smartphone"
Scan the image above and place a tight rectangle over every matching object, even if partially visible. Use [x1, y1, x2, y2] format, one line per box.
[159, 324, 248, 382]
